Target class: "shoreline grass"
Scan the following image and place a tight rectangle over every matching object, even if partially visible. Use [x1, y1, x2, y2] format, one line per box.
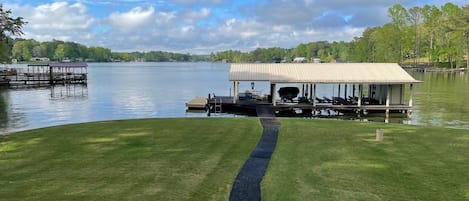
[0, 118, 261, 201]
[263, 119, 469, 201]
[1, 118, 468, 200]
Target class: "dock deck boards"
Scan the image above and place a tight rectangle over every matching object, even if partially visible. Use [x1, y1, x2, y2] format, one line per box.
[205, 96, 411, 113]
[186, 97, 208, 109]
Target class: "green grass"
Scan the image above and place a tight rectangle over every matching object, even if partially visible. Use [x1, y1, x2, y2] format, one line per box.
[0, 118, 262, 201]
[262, 119, 469, 201]
[1, 118, 469, 201]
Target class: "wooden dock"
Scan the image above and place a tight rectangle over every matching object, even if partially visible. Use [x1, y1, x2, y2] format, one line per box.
[186, 97, 208, 109]
[1, 63, 87, 88]
[203, 96, 411, 116]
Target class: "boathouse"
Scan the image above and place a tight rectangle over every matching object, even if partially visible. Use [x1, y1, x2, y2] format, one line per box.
[4, 62, 88, 87]
[228, 63, 421, 116]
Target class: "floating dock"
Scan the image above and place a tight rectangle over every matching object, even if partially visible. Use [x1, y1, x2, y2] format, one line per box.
[186, 96, 208, 109]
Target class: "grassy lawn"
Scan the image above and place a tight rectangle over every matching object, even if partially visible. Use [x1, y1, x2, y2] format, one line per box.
[0, 118, 262, 201]
[263, 119, 469, 201]
[1, 118, 468, 200]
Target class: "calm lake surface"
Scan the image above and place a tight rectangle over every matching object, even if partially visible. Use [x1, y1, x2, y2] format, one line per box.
[1, 62, 468, 134]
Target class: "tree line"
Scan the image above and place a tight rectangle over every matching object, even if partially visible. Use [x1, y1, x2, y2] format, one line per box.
[7, 39, 209, 62]
[2, 3, 469, 67]
[350, 3, 469, 68]
[210, 41, 348, 63]
[211, 3, 469, 68]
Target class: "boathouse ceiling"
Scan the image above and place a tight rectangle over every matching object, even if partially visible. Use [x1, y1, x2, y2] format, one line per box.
[229, 63, 422, 84]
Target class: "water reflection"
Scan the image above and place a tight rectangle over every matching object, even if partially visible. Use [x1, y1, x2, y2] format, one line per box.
[411, 71, 469, 129]
[0, 90, 9, 129]
[0, 63, 468, 134]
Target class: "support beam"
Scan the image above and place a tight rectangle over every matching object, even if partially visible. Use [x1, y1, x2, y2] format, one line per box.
[312, 84, 316, 107]
[310, 84, 313, 101]
[408, 84, 414, 118]
[357, 84, 362, 114]
[305, 84, 309, 97]
[49, 66, 53, 85]
[358, 84, 362, 108]
[233, 81, 239, 104]
[302, 84, 305, 97]
[385, 85, 391, 119]
[271, 83, 276, 106]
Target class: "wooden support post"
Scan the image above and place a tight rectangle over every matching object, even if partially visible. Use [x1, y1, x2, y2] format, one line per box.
[302, 84, 305, 97]
[385, 85, 390, 120]
[376, 128, 384, 142]
[310, 84, 313, 101]
[408, 84, 414, 118]
[312, 84, 316, 107]
[49, 66, 53, 85]
[305, 84, 309, 97]
[233, 81, 239, 104]
[358, 84, 362, 108]
[271, 83, 277, 106]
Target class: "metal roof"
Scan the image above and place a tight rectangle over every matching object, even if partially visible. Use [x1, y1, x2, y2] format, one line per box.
[229, 63, 421, 84]
[48, 62, 88, 68]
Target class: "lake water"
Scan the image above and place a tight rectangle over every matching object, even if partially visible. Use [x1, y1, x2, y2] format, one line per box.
[1, 62, 468, 134]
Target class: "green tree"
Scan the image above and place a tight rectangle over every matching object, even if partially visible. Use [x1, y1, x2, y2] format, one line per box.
[422, 5, 442, 64]
[374, 24, 401, 62]
[0, 39, 8, 61]
[388, 4, 410, 62]
[11, 39, 23, 60]
[349, 27, 378, 62]
[440, 3, 463, 68]
[446, 5, 469, 68]
[38, 43, 48, 57]
[408, 7, 423, 65]
[78, 44, 88, 61]
[295, 43, 308, 58]
[54, 44, 65, 61]
[0, 4, 26, 38]
[44, 40, 61, 59]
[21, 44, 31, 61]
[0, 4, 27, 62]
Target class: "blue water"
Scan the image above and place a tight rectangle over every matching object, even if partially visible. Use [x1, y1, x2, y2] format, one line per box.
[1, 62, 468, 134]
[0, 62, 235, 134]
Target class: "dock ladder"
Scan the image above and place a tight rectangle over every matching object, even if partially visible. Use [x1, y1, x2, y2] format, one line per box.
[214, 97, 222, 113]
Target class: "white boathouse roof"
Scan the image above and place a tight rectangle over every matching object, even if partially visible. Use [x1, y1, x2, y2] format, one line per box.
[229, 63, 421, 84]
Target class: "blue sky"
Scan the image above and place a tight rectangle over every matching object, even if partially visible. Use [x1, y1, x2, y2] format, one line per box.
[3, 0, 467, 54]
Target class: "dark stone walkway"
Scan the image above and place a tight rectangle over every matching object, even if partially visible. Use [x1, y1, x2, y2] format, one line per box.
[229, 105, 280, 201]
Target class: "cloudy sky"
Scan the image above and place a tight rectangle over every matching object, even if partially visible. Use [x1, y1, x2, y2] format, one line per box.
[3, 0, 467, 54]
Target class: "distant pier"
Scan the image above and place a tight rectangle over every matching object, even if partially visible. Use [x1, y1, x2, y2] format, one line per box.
[1, 62, 88, 88]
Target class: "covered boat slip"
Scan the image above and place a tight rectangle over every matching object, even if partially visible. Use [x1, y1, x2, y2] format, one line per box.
[228, 63, 422, 116]
[5, 63, 88, 87]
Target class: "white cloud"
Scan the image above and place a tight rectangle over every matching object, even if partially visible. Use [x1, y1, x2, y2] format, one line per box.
[155, 11, 177, 25]
[4, 0, 468, 54]
[172, 0, 223, 5]
[5, 2, 95, 44]
[108, 6, 155, 32]
[23, 2, 94, 31]
[183, 8, 211, 24]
